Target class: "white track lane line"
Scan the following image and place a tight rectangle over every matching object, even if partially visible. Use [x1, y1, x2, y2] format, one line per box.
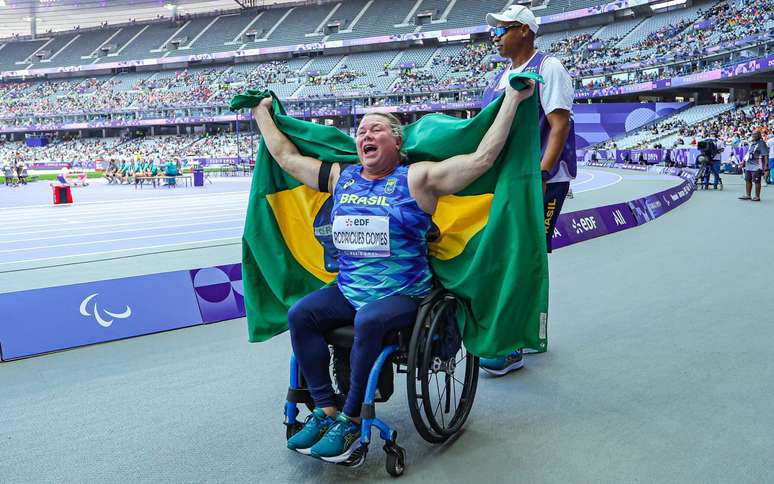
[573, 172, 623, 193]
[0, 227, 244, 254]
[0, 199, 248, 222]
[0, 208, 247, 227]
[3, 195, 248, 214]
[2, 209, 247, 236]
[0, 190, 249, 212]
[0, 202, 247, 225]
[0, 218, 246, 244]
[0, 199, 248, 220]
[571, 172, 596, 187]
[0, 237, 242, 267]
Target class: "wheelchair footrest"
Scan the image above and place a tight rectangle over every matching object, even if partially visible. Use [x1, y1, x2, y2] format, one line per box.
[336, 442, 368, 468]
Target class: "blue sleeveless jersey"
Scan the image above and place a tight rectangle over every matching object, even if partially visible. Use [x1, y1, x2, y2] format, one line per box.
[331, 164, 433, 309]
[523, 51, 577, 179]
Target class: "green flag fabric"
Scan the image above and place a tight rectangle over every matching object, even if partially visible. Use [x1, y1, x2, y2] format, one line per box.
[233, 73, 549, 358]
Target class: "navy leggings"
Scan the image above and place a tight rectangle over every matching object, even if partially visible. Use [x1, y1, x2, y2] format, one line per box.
[288, 285, 420, 417]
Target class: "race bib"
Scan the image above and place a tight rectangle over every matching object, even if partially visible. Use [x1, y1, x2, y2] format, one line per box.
[332, 215, 390, 257]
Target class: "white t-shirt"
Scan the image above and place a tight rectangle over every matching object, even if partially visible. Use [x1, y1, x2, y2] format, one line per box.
[497, 52, 575, 183]
[767, 138, 774, 160]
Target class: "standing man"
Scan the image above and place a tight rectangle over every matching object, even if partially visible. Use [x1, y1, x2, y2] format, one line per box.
[739, 131, 768, 202]
[479, 5, 576, 375]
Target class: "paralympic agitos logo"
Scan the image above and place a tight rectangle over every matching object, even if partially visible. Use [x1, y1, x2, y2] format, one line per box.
[79, 293, 132, 328]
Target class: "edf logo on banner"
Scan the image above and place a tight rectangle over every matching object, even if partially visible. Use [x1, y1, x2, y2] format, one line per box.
[571, 216, 598, 235]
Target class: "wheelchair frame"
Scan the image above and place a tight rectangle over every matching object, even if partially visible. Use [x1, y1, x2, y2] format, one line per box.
[283, 288, 480, 477]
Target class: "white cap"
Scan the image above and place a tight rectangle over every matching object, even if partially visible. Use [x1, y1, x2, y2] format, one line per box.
[486, 5, 539, 34]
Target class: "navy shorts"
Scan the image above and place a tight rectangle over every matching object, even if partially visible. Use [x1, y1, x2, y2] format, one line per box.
[744, 170, 763, 183]
[544, 181, 570, 253]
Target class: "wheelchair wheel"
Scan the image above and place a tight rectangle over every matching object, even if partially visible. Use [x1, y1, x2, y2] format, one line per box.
[384, 441, 406, 477]
[406, 293, 479, 444]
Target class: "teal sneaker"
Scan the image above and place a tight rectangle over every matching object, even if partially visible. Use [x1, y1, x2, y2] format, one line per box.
[309, 414, 362, 463]
[287, 408, 335, 455]
[479, 349, 524, 376]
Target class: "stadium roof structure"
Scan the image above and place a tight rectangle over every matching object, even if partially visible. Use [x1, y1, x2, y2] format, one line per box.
[0, 0, 312, 39]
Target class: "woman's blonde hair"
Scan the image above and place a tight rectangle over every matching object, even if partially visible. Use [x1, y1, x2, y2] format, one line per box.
[360, 112, 408, 162]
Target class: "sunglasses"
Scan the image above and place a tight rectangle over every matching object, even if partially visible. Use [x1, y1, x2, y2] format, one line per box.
[490, 23, 522, 38]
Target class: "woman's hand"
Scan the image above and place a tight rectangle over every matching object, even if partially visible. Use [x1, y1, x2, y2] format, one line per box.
[251, 96, 273, 118]
[258, 96, 273, 110]
[507, 80, 535, 104]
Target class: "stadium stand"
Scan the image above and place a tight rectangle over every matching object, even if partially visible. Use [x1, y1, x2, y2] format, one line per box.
[182, 13, 255, 55]
[46, 29, 118, 68]
[614, 104, 737, 149]
[615, 1, 709, 49]
[650, 100, 771, 150]
[441, 0, 510, 30]
[111, 22, 177, 61]
[0, 39, 48, 70]
[0, 0, 771, 167]
[258, 4, 335, 46]
[0, 131, 246, 165]
[326, 0, 419, 40]
[90, 24, 146, 63]
[162, 16, 219, 52]
[591, 17, 644, 42]
[237, 7, 293, 47]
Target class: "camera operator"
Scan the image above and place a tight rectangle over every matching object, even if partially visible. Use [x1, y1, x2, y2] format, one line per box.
[697, 135, 722, 189]
[739, 131, 768, 202]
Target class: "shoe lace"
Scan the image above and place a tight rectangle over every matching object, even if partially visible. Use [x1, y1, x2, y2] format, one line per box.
[304, 410, 327, 428]
[323, 418, 354, 441]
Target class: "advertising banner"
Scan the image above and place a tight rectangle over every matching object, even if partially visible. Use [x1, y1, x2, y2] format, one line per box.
[551, 203, 637, 249]
[614, 149, 664, 165]
[190, 264, 245, 324]
[0, 271, 202, 360]
[552, 168, 695, 247]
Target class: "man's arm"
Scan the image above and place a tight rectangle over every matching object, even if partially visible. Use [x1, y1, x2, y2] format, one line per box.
[251, 98, 340, 192]
[542, 109, 571, 173]
[411, 83, 533, 197]
[537, 57, 574, 190]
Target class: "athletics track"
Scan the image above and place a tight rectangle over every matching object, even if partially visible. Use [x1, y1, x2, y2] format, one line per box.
[0, 169, 630, 268]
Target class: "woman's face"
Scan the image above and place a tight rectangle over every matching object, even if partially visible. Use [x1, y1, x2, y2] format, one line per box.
[356, 116, 401, 173]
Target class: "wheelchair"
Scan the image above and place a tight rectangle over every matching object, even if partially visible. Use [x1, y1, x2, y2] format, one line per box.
[283, 287, 480, 477]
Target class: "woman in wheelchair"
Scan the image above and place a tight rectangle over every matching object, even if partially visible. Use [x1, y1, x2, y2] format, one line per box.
[252, 82, 533, 463]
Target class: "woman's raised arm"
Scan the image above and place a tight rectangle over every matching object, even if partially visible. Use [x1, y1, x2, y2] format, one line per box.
[410, 82, 534, 199]
[252, 98, 340, 192]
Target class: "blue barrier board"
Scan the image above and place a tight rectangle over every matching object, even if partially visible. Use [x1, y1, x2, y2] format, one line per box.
[0, 270, 203, 360]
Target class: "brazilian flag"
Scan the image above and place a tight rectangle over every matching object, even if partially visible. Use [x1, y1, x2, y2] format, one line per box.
[231, 73, 548, 358]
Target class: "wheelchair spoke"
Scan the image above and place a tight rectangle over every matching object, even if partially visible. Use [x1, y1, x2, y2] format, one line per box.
[450, 372, 458, 415]
[432, 373, 446, 428]
[444, 373, 452, 414]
